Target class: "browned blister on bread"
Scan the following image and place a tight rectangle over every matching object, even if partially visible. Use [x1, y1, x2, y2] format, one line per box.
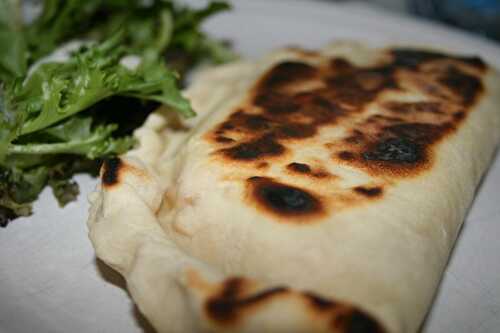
[185, 269, 387, 333]
[204, 47, 488, 221]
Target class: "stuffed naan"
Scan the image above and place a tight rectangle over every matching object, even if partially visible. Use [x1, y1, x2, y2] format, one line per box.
[88, 42, 500, 333]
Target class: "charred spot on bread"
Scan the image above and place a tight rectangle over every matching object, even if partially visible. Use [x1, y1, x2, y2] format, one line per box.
[255, 181, 318, 214]
[259, 61, 318, 90]
[257, 162, 269, 169]
[453, 111, 466, 121]
[287, 162, 312, 174]
[221, 135, 286, 161]
[363, 138, 421, 164]
[391, 49, 450, 69]
[247, 177, 324, 220]
[344, 130, 365, 144]
[287, 163, 332, 179]
[391, 49, 486, 71]
[338, 151, 356, 161]
[255, 91, 300, 114]
[330, 57, 354, 72]
[215, 136, 235, 144]
[205, 277, 289, 325]
[353, 186, 383, 198]
[102, 158, 122, 187]
[332, 309, 386, 333]
[439, 66, 483, 106]
[384, 101, 444, 115]
[303, 292, 337, 311]
[204, 277, 386, 332]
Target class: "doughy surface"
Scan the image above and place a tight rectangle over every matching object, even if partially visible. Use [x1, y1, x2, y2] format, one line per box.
[88, 42, 500, 333]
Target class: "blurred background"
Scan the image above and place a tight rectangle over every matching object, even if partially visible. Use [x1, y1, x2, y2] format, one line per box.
[331, 0, 500, 42]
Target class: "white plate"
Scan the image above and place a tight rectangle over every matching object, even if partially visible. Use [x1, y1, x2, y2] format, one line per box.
[1, 1, 499, 332]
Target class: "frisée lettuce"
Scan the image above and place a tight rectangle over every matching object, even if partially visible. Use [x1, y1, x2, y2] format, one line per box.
[0, 0, 234, 226]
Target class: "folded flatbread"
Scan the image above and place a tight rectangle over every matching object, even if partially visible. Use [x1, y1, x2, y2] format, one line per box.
[87, 42, 500, 333]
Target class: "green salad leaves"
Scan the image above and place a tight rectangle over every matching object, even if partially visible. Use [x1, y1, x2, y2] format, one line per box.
[0, 0, 234, 226]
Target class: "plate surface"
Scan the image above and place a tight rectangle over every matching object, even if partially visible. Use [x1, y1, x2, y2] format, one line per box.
[1, 1, 499, 332]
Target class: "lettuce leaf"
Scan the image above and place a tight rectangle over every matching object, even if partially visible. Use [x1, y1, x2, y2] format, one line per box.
[10, 116, 135, 158]
[0, 0, 233, 226]
[0, 31, 192, 162]
[0, 0, 27, 81]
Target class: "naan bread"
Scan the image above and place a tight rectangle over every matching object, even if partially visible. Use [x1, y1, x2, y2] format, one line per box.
[87, 42, 500, 333]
